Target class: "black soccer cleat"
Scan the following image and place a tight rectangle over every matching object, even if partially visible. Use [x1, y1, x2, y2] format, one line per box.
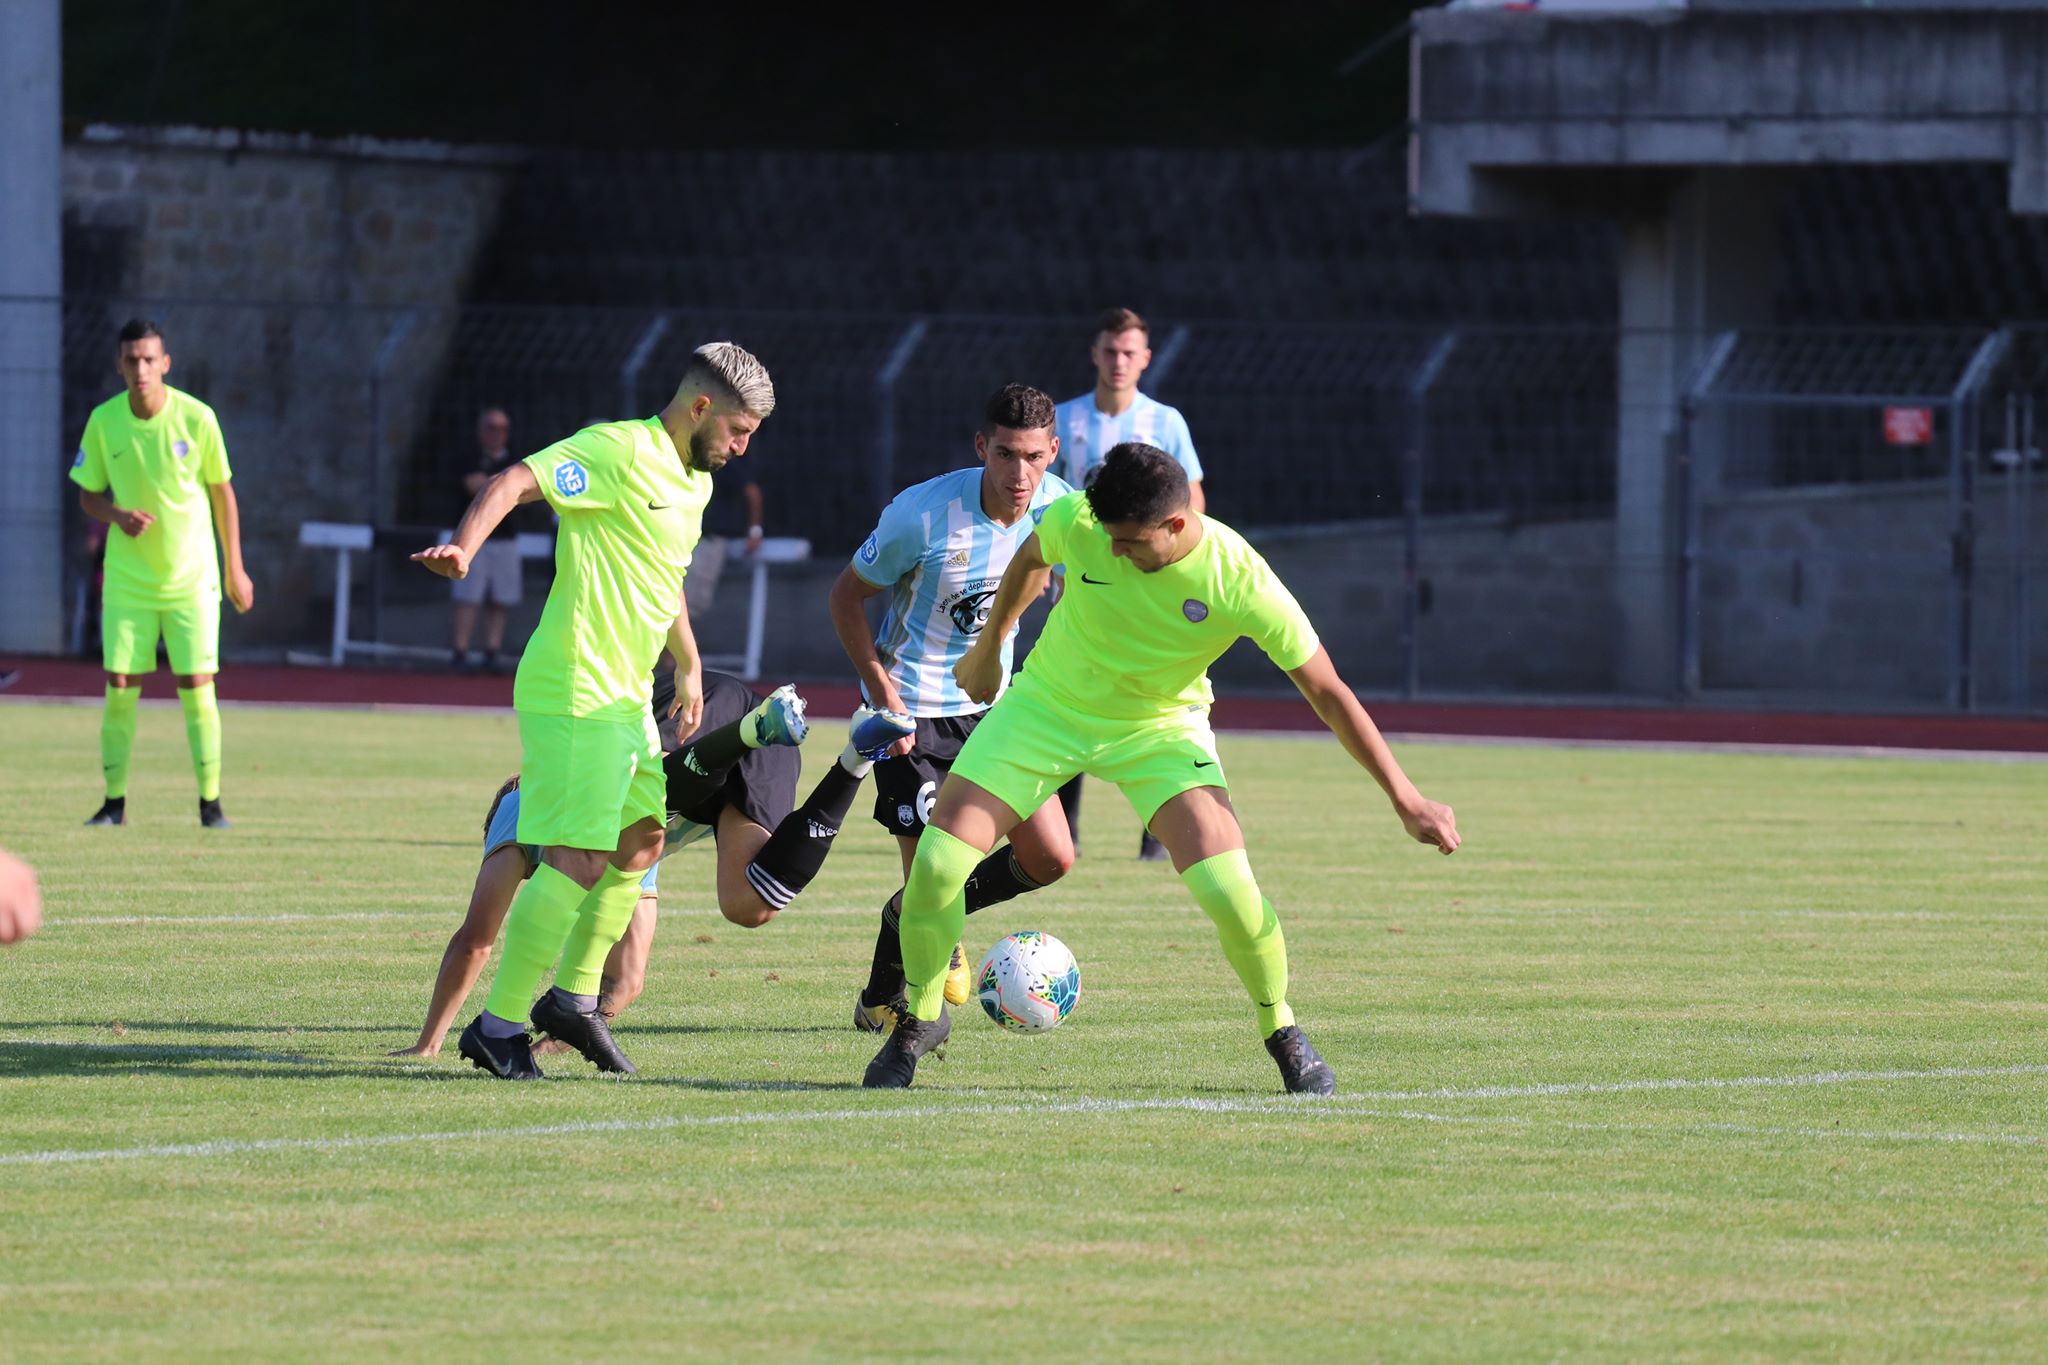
[84, 797, 126, 827]
[1264, 1025, 1337, 1096]
[198, 798, 231, 829]
[530, 990, 637, 1075]
[862, 1005, 951, 1089]
[457, 1015, 544, 1080]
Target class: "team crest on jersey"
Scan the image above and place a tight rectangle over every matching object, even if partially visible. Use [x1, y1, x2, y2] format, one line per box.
[1182, 598, 1210, 623]
[858, 534, 880, 564]
[554, 460, 589, 497]
[71, 449, 84, 468]
[947, 588, 998, 634]
[173, 440, 191, 460]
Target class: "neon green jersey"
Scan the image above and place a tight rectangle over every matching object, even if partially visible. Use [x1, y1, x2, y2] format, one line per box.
[514, 418, 711, 721]
[69, 387, 232, 608]
[1024, 492, 1319, 721]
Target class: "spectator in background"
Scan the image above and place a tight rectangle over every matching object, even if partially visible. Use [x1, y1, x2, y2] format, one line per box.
[450, 408, 541, 672]
[684, 473, 765, 620]
[1052, 307, 1207, 863]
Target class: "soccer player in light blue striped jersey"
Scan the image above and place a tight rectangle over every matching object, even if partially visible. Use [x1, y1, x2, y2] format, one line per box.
[1053, 306, 1205, 860]
[828, 383, 1078, 1032]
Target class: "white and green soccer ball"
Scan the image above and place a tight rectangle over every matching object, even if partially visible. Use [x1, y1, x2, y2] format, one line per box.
[975, 931, 1080, 1033]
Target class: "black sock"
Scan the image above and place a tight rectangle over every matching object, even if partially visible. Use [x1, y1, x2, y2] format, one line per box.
[1057, 775, 1083, 840]
[861, 846, 1046, 1006]
[861, 891, 906, 1007]
[743, 762, 861, 911]
[667, 714, 754, 808]
[964, 847, 1045, 913]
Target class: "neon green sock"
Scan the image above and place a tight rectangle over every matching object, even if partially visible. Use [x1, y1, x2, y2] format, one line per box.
[483, 863, 587, 1023]
[177, 683, 222, 801]
[556, 862, 647, 996]
[1180, 849, 1294, 1037]
[100, 685, 141, 799]
[902, 825, 983, 1021]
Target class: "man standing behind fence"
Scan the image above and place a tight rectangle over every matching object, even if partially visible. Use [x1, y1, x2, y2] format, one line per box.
[72, 318, 256, 830]
[450, 407, 543, 672]
[1052, 306, 1205, 861]
[413, 341, 775, 1081]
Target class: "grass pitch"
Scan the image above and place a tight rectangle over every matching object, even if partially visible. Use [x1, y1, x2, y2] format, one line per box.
[1, 699, 2044, 1361]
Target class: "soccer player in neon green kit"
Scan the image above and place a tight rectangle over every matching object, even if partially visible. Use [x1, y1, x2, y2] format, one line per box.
[864, 443, 1461, 1093]
[415, 342, 785, 1080]
[72, 319, 255, 829]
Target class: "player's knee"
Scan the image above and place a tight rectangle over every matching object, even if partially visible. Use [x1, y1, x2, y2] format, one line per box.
[1035, 844, 1075, 882]
[720, 895, 777, 929]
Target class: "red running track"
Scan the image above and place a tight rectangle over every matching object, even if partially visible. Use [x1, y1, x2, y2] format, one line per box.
[5, 657, 2043, 753]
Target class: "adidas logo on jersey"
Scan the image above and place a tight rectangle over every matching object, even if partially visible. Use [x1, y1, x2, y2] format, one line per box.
[946, 548, 970, 566]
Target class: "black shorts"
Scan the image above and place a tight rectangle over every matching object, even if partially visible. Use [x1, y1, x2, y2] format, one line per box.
[657, 671, 801, 836]
[871, 711, 983, 835]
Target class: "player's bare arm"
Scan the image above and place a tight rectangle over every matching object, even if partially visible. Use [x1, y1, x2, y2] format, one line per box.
[206, 478, 255, 613]
[413, 461, 541, 579]
[0, 847, 42, 946]
[826, 566, 916, 757]
[665, 588, 704, 733]
[77, 486, 155, 539]
[1285, 646, 1460, 855]
[954, 532, 1052, 704]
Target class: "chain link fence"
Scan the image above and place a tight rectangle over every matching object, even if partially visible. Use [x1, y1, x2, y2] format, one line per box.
[26, 296, 2048, 710]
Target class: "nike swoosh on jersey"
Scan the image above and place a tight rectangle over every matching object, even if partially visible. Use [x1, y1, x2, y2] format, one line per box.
[648, 501, 672, 510]
[1080, 573, 1109, 585]
[1193, 760, 1216, 768]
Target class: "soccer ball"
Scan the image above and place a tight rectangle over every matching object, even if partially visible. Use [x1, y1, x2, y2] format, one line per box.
[975, 931, 1080, 1033]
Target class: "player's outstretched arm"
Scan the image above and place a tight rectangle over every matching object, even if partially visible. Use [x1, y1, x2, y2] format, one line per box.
[206, 479, 255, 613]
[827, 567, 914, 757]
[1285, 647, 1460, 855]
[0, 848, 42, 946]
[954, 533, 1052, 704]
[412, 461, 539, 579]
[390, 845, 530, 1056]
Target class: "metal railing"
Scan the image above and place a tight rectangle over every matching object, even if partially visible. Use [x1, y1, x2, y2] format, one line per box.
[21, 297, 2047, 711]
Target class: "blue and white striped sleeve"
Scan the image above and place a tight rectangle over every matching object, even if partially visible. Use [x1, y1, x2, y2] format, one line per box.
[851, 497, 924, 588]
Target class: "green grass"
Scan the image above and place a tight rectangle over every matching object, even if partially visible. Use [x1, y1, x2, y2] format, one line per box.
[1, 698, 2045, 1361]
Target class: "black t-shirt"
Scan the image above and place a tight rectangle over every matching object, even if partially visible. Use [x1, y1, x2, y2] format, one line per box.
[473, 446, 553, 539]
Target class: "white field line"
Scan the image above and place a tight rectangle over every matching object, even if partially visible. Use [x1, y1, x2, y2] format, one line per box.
[2, 1064, 2043, 1168]
[7, 694, 2043, 761]
[44, 904, 883, 928]
[1350, 1062, 2048, 1103]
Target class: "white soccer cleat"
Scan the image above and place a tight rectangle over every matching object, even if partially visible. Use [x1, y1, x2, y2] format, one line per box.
[849, 705, 915, 761]
[747, 684, 810, 747]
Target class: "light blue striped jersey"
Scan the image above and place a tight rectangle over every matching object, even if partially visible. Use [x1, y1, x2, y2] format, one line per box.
[852, 466, 1074, 717]
[1051, 391, 1203, 490]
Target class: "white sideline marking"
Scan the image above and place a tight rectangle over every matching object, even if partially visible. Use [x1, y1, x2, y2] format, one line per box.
[2, 1063, 2043, 1168]
[1352, 1062, 2048, 1103]
[46, 905, 881, 929]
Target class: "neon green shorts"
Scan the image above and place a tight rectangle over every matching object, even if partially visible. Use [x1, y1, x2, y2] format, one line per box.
[514, 710, 667, 852]
[102, 594, 221, 676]
[949, 671, 1226, 826]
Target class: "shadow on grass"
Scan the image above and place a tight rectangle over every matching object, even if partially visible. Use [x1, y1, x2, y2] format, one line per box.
[0, 1019, 401, 1036]
[0, 1040, 478, 1084]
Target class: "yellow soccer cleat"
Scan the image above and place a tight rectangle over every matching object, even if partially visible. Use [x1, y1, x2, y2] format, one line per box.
[853, 994, 902, 1035]
[943, 942, 972, 1007]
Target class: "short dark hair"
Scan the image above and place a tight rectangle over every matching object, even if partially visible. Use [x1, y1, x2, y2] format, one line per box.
[1094, 307, 1148, 341]
[1086, 443, 1188, 525]
[117, 318, 165, 347]
[982, 382, 1055, 434]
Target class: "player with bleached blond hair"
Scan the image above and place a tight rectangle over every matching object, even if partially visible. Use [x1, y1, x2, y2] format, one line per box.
[414, 342, 780, 1081]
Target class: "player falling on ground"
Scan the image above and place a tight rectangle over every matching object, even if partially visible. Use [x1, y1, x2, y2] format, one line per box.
[863, 444, 1460, 1094]
[1052, 307, 1205, 862]
[391, 669, 913, 1062]
[72, 319, 256, 829]
[827, 384, 1077, 1033]
[414, 341, 774, 1082]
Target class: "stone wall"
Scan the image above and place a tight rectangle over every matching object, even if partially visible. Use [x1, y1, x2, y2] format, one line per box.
[61, 128, 513, 646]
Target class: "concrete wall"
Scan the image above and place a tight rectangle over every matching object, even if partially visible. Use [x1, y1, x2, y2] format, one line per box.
[61, 130, 513, 646]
